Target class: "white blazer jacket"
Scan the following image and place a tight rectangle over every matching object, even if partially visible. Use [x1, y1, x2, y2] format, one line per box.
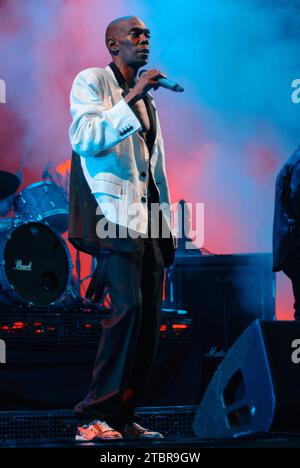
[69, 65, 172, 235]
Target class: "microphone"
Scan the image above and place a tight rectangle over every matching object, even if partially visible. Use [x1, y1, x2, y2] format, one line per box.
[139, 70, 184, 93]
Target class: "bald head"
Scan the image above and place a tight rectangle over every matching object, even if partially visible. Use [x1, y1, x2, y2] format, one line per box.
[105, 16, 137, 50]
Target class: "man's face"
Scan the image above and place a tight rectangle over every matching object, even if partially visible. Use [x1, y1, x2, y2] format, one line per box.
[114, 18, 150, 68]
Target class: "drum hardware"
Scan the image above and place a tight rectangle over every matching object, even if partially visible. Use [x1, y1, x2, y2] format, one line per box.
[63, 250, 98, 308]
[42, 161, 69, 209]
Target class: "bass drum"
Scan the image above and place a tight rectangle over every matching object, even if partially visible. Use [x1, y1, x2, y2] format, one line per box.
[0, 222, 73, 307]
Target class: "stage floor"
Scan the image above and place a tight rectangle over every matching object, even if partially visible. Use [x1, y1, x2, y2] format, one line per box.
[2, 433, 300, 448]
[0, 407, 300, 448]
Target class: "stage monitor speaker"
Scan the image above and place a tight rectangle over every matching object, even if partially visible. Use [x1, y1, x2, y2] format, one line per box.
[193, 320, 300, 438]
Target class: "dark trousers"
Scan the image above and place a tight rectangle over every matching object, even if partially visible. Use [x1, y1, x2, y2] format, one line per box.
[74, 236, 164, 428]
[283, 249, 300, 321]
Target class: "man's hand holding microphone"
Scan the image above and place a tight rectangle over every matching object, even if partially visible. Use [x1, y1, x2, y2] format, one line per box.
[124, 69, 184, 106]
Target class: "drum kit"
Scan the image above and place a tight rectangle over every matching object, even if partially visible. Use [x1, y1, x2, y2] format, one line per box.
[0, 169, 76, 309]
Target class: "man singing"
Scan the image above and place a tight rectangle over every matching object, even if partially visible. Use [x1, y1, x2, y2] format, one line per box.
[68, 16, 175, 441]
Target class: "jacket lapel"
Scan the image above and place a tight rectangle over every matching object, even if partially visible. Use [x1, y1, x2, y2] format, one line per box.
[108, 62, 128, 92]
[143, 93, 157, 155]
[108, 62, 157, 155]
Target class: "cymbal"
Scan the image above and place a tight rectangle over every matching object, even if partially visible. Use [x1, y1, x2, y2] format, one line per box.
[0, 170, 21, 199]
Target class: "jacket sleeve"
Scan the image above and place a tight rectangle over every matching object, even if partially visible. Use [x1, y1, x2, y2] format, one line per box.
[69, 69, 142, 158]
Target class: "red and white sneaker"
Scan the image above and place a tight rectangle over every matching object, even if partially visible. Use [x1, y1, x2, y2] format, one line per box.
[76, 420, 123, 441]
[121, 421, 164, 439]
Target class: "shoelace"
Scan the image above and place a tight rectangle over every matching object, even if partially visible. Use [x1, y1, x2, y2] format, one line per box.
[83, 423, 99, 434]
[94, 421, 113, 433]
